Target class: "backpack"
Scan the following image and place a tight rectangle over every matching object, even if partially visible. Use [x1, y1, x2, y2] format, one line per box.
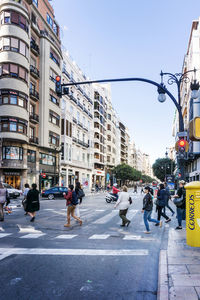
[77, 188, 85, 199]
[71, 191, 78, 205]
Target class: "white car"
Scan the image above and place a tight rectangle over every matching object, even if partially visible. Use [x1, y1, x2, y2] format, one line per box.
[2, 183, 22, 199]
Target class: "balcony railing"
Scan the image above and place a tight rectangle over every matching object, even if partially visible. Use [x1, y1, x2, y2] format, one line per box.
[62, 67, 71, 79]
[30, 89, 39, 101]
[77, 101, 83, 110]
[77, 85, 84, 94]
[83, 107, 88, 114]
[77, 121, 83, 128]
[70, 94, 77, 104]
[29, 113, 39, 123]
[88, 112, 93, 119]
[30, 65, 40, 78]
[30, 40, 40, 56]
[83, 126, 88, 132]
[72, 137, 77, 143]
[73, 117, 77, 124]
[29, 137, 39, 144]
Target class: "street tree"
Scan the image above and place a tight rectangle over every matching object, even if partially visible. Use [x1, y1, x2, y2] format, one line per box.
[152, 158, 175, 182]
[113, 164, 135, 185]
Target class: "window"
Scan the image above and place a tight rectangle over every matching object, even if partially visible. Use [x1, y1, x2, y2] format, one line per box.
[50, 48, 60, 66]
[27, 150, 36, 163]
[31, 12, 36, 24]
[49, 131, 60, 146]
[0, 63, 28, 82]
[49, 110, 60, 126]
[49, 68, 58, 83]
[32, 0, 38, 8]
[0, 36, 28, 57]
[3, 146, 23, 160]
[50, 92, 59, 106]
[61, 119, 64, 135]
[30, 127, 35, 138]
[0, 117, 27, 134]
[10, 95, 17, 105]
[39, 153, 56, 166]
[66, 143, 68, 160]
[47, 13, 53, 28]
[53, 22, 58, 36]
[1, 10, 29, 33]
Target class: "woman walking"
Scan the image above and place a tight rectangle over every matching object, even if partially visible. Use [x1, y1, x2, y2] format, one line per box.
[156, 184, 171, 224]
[64, 185, 82, 227]
[172, 180, 186, 230]
[142, 186, 162, 234]
[25, 183, 40, 222]
[75, 182, 85, 218]
[0, 182, 9, 221]
[114, 186, 131, 227]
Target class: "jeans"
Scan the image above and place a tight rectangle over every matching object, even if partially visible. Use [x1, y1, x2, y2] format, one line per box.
[157, 206, 170, 221]
[119, 209, 130, 225]
[177, 207, 186, 226]
[144, 210, 160, 232]
[164, 200, 174, 214]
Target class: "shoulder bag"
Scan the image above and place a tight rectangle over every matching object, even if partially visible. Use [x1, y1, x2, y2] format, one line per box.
[173, 195, 184, 207]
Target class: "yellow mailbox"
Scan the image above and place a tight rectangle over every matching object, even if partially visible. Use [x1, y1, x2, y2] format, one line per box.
[185, 181, 200, 247]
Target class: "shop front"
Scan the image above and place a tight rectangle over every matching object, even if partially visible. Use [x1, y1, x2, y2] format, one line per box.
[39, 173, 59, 191]
[3, 170, 21, 188]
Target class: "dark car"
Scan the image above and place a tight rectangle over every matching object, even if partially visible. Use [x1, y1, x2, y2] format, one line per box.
[41, 187, 68, 200]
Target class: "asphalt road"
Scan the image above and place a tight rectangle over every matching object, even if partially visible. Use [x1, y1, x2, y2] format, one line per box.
[0, 190, 175, 300]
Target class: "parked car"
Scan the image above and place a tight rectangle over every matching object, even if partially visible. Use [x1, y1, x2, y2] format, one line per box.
[41, 187, 68, 200]
[2, 183, 22, 199]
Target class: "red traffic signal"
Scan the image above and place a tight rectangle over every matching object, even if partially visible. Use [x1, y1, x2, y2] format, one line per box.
[56, 76, 61, 82]
[55, 76, 62, 97]
[178, 139, 186, 147]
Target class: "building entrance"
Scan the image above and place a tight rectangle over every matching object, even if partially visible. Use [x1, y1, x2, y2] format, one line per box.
[5, 175, 21, 189]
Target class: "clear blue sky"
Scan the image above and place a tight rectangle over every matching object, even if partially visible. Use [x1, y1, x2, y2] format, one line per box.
[51, 0, 200, 164]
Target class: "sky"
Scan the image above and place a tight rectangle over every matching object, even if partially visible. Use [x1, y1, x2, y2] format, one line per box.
[51, 0, 200, 164]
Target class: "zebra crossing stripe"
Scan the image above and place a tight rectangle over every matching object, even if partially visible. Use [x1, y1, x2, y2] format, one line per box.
[123, 235, 141, 240]
[93, 210, 118, 224]
[55, 235, 77, 239]
[20, 233, 46, 239]
[0, 233, 12, 238]
[89, 234, 110, 240]
[0, 248, 149, 259]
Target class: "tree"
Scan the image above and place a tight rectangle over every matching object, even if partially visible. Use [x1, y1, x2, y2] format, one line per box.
[113, 164, 135, 184]
[152, 158, 175, 182]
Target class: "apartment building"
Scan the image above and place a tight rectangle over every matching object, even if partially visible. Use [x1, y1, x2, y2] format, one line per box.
[93, 83, 110, 186]
[0, 0, 62, 189]
[174, 18, 200, 181]
[118, 121, 128, 164]
[128, 140, 137, 169]
[60, 50, 94, 191]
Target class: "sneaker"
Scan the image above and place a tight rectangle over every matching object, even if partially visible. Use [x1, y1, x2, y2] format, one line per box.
[120, 224, 125, 227]
[175, 226, 182, 230]
[155, 223, 159, 226]
[165, 218, 171, 223]
[30, 217, 35, 222]
[159, 221, 163, 228]
[64, 224, 70, 227]
[144, 231, 151, 234]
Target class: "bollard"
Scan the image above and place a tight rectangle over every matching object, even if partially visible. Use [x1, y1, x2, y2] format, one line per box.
[185, 181, 200, 247]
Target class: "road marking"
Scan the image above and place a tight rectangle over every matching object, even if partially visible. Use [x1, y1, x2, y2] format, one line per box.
[123, 235, 141, 240]
[0, 227, 5, 232]
[95, 209, 105, 212]
[89, 234, 110, 240]
[117, 209, 138, 224]
[43, 208, 54, 211]
[20, 233, 46, 239]
[0, 248, 149, 259]
[0, 233, 12, 238]
[93, 210, 118, 224]
[55, 235, 77, 239]
[17, 225, 43, 234]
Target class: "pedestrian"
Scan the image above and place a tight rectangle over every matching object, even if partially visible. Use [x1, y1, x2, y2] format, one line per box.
[164, 183, 175, 216]
[172, 180, 186, 230]
[95, 182, 99, 192]
[0, 182, 9, 221]
[64, 185, 82, 227]
[112, 183, 120, 200]
[75, 182, 85, 218]
[114, 185, 131, 227]
[22, 183, 30, 215]
[25, 183, 40, 222]
[155, 183, 171, 225]
[133, 184, 137, 193]
[142, 186, 162, 234]
[141, 186, 144, 194]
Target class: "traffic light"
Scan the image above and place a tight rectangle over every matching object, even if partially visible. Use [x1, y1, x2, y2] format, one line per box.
[55, 76, 62, 97]
[177, 139, 187, 159]
[189, 117, 200, 141]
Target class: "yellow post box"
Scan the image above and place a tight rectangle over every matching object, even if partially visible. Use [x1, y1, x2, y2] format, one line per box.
[185, 181, 200, 247]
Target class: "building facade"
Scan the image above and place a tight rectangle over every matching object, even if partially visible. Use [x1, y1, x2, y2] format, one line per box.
[60, 50, 94, 191]
[0, 0, 62, 190]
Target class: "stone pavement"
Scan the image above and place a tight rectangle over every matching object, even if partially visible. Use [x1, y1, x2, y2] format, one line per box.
[158, 228, 200, 300]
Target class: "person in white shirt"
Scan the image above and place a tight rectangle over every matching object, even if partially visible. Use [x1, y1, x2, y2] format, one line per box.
[23, 183, 30, 215]
[114, 185, 131, 227]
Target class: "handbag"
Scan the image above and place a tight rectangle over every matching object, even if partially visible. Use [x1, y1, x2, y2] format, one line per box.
[173, 195, 184, 207]
[77, 189, 85, 199]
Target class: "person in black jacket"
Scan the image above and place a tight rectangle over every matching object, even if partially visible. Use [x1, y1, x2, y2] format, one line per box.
[172, 180, 186, 230]
[25, 183, 40, 222]
[142, 186, 162, 234]
[156, 184, 171, 224]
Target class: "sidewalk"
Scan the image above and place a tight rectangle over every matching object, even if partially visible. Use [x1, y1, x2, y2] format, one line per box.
[158, 227, 200, 300]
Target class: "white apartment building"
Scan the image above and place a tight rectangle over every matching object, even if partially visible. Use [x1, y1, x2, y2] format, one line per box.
[0, 0, 62, 190]
[128, 140, 137, 169]
[60, 50, 94, 191]
[174, 18, 200, 181]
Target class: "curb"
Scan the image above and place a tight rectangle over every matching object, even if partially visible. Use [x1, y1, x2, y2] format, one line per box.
[157, 250, 169, 300]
